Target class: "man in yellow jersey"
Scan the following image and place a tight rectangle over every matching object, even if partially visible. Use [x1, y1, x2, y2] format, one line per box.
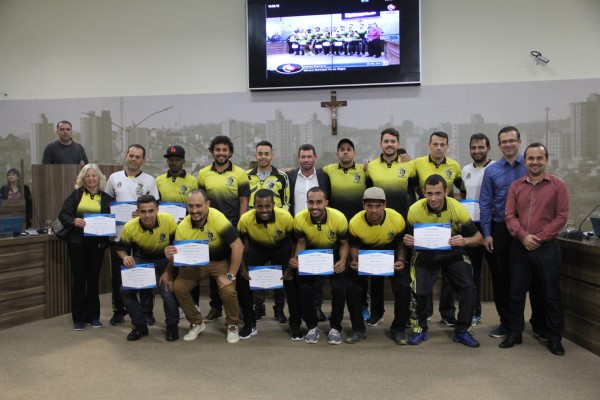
[117, 195, 178, 341]
[156, 145, 198, 204]
[347, 187, 410, 345]
[403, 174, 482, 348]
[198, 136, 250, 323]
[413, 131, 464, 326]
[237, 189, 295, 339]
[246, 140, 290, 321]
[162, 189, 243, 344]
[288, 187, 349, 345]
[364, 128, 417, 327]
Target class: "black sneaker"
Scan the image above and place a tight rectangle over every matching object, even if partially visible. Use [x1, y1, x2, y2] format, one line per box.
[239, 324, 258, 340]
[273, 306, 288, 323]
[440, 316, 457, 326]
[109, 311, 126, 326]
[532, 328, 549, 342]
[127, 325, 149, 341]
[365, 314, 383, 327]
[254, 305, 266, 320]
[165, 325, 179, 342]
[316, 308, 327, 322]
[204, 308, 222, 323]
[290, 325, 304, 341]
[145, 312, 156, 326]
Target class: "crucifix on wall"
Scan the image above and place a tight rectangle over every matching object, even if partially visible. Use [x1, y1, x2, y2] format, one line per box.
[321, 90, 347, 135]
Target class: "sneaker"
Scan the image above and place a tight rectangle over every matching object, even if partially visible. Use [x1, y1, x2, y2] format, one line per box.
[362, 307, 370, 321]
[366, 315, 383, 327]
[204, 308, 222, 323]
[532, 328, 549, 342]
[183, 322, 206, 341]
[290, 325, 304, 341]
[327, 328, 342, 345]
[127, 326, 149, 341]
[273, 306, 288, 323]
[304, 327, 320, 344]
[227, 325, 240, 344]
[471, 315, 482, 326]
[254, 305, 266, 320]
[166, 325, 179, 342]
[89, 320, 102, 328]
[109, 311, 126, 326]
[489, 324, 508, 338]
[179, 307, 185, 320]
[407, 331, 429, 345]
[345, 331, 367, 344]
[441, 316, 457, 326]
[454, 332, 480, 348]
[74, 322, 85, 331]
[316, 308, 327, 322]
[393, 331, 407, 345]
[239, 324, 257, 340]
[144, 312, 156, 326]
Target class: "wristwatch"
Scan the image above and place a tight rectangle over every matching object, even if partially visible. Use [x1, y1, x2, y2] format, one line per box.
[226, 272, 236, 282]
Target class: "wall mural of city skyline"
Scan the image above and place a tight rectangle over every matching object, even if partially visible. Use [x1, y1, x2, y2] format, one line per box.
[0, 78, 598, 229]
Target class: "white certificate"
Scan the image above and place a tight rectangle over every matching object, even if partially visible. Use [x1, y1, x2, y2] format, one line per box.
[121, 263, 156, 290]
[173, 240, 209, 266]
[110, 202, 137, 225]
[83, 214, 116, 236]
[460, 200, 480, 222]
[248, 265, 284, 290]
[298, 249, 334, 275]
[358, 250, 394, 276]
[414, 223, 452, 250]
[160, 202, 187, 223]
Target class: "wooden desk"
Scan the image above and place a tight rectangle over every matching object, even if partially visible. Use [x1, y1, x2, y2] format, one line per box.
[559, 237, 600, 355]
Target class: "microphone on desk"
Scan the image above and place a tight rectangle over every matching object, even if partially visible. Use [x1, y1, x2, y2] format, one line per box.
[563, 203, 600, 240]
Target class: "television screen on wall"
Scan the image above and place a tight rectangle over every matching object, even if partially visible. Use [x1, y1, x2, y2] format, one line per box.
[247, 0, 421, 91]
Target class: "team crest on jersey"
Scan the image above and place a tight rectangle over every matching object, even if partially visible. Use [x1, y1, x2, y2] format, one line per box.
[179, 185, 188, 195]
[397, 167, 406, 178]
[387, 231, 395, 241]
[135, 183, 145, 196]
[226, 177, 235, 187]
[353, 173, 362, 184]
[274, 228, 283, 238]
[206, 230, 215, 242]
[465, 173, 471, 180]
[117, 182, 122, 188]
[158, 232, 166, 243]
[444, 169, 453, 179]
[327, 229, 336, 240]
[267, 180, 276, 190]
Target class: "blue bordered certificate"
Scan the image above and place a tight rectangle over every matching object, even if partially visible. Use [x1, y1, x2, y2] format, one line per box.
[83, 214, 116, 236]
[248, 265, 283, 290]
[173, 240, 209, 266]
[110, 201, 137, 225]
[358, 250, 394, 276]
[121, 263, 156, 290]
[460, 200, 480, 222]
[298, 249, 334, 275]
[414, 223, 451, 250]
[160, 202, 187, 223]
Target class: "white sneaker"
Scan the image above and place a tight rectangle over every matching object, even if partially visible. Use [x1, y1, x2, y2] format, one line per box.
[305, 327, 320, 344]
[227, 325, 240, 344]
[327, 328, 342, 345]
[183, 322, 205, 341]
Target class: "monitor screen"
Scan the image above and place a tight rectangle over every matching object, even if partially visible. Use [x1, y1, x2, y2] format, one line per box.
[247, 0, 421, 90]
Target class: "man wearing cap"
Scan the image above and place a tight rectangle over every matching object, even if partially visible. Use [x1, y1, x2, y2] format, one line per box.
[156, 145, 198, 205]
[403, 174, 482, 348]
[347, 187, 410, 344]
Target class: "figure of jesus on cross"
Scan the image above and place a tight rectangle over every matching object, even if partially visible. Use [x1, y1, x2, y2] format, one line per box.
[321, 91, 347, 135]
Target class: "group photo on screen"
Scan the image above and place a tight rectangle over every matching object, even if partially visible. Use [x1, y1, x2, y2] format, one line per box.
[265, 11, 400, 73]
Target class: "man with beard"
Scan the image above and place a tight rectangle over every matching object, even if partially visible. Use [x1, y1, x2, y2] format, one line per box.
[197, 136, 250, 323]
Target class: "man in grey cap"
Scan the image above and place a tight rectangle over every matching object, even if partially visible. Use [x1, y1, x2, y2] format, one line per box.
[346, 187, 411, 344]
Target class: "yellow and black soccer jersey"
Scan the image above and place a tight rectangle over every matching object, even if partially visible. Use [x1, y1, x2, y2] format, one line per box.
[197, 162, 250, 224]
[323, 163, 366, 220]
[175, 207, 239, 261]
[246, 166, 290, 211]
[365, 155, 417, 217]
[293, 207, 349, 250]
[76, 192, 102, 215]
[407, 197, 478, 263]
[156, 171, 198, 203]
[237, 207, 294, 250]
[118, 212, 177, 260]
[348, 208, 406, 250]
[413, 155, 462, 196]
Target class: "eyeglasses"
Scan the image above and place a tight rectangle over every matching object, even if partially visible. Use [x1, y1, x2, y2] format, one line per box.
[499, 139, 519, 145]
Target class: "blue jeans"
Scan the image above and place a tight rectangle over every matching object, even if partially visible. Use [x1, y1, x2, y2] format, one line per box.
[121, 256, 179, 327]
